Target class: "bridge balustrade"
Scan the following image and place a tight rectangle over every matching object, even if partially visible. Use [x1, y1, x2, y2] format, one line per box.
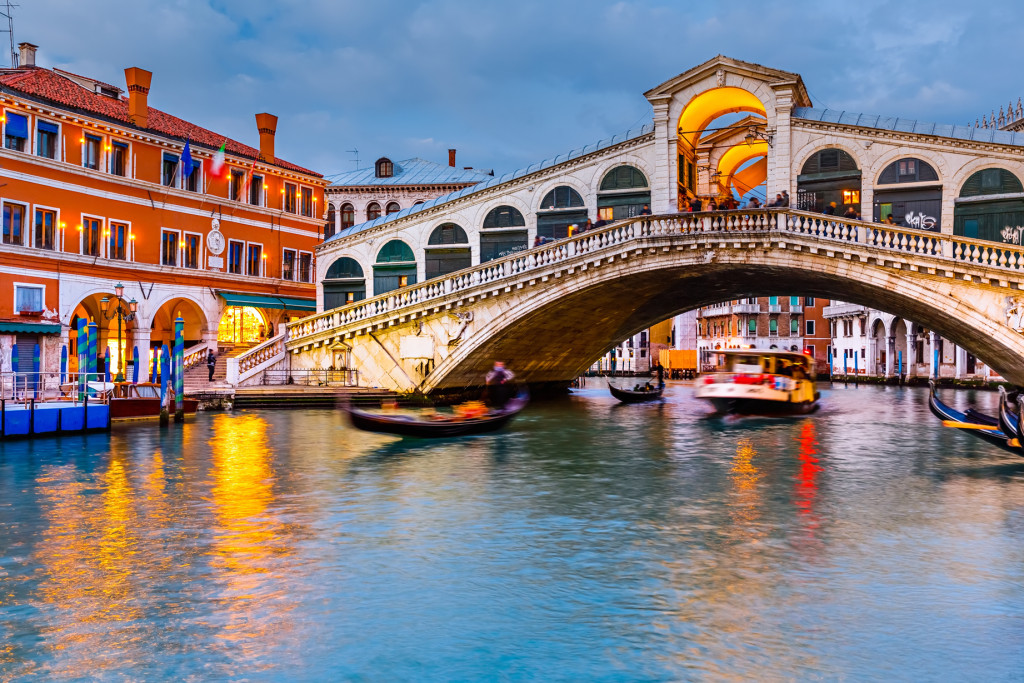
[269, 207, 1024, 355]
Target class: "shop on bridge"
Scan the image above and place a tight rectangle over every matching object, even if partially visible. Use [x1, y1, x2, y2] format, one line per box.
[425, 223, 471, 279]
[480, 206, 528, 263]
[537, 186, 588, 239]
[953, 168, 1024, 245]
[796, 148, 862, 215]
[374, 240, 417, 295]
[322, 257, 366, 310]
[872, 157, 942, 230]
[597, 165, 651, 221]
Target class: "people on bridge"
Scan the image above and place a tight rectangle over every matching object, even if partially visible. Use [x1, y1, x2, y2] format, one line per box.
[823, 202, 838, 216]
[485, 361, 516, 408]
[640, 204, 652, 216]
[780, 191, 790, 207]
[691, 198, 702, 211]
[746, 197, 762, 209]
[707, 199, 718, 211]
[843, 206, 860, 220]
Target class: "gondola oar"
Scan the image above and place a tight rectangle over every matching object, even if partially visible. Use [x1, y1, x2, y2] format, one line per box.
[941, 420, 1001, 430]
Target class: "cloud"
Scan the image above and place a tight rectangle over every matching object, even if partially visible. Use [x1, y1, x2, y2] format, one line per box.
[12, 0, 1023, 176]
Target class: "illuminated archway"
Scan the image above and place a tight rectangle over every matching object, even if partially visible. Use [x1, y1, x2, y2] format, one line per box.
[717, 141, 768, 197]
[677, 87, 766, 150]
[218, 306, 267, 345]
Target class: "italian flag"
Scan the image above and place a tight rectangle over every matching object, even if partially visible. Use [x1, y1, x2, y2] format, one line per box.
[210, 142, 226, 177]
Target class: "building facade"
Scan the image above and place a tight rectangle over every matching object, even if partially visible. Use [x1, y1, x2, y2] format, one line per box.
[0, 43, 326, 379]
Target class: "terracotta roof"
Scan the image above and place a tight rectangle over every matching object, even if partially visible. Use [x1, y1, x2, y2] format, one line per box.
[0, 67, 322, 178]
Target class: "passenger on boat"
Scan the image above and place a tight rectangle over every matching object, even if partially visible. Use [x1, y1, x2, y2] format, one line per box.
[485, 362, 515, 408]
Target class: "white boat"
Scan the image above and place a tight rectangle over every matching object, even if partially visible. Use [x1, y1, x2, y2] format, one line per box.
[694, 349, 820, 415]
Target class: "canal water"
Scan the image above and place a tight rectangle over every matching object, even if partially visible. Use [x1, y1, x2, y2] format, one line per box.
[2, 383, 1024, 680]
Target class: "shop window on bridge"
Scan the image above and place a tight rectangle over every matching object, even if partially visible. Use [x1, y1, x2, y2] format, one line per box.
[373, 240, 416, 294]
[954, 168, 1024, 245]
[537, 186, 587, 239]
[426, 223, 471, 279]
[481, 206, 528, 262]
[323, 256, 366, 309]
[797, 148, 861, 214]
[598, 165, 651, 221]
[874, 158, 942, 229]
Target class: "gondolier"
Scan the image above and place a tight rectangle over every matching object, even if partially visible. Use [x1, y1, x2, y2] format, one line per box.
[486, 361, 515, 408]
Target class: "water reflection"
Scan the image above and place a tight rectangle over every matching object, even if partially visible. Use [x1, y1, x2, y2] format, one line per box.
[792, 421, 824, 557]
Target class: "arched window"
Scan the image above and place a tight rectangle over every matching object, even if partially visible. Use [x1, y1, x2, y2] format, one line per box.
[375, 157, 394, 178]
[376, 240, 415, 263]
[325, 204, 337, 238]
[323, 257, 366, 308]
[482, 205, 526, 228]
[600, 165, 648, 191]
[341, 203, 355, 229]
[540, 186, 584, 210]
[386, 201, 401, 215]
[878, 158, 939, 184]
[959, 168, 1023, 197]
[366, 202, 381, 221]
[326, 257, 364, 279]
[414, 200, 425, 206]
[800, 149, 859, 175]
[374, 240, 416, 294]
[797, 148, 861, 213]
[428, 223, 469, 245]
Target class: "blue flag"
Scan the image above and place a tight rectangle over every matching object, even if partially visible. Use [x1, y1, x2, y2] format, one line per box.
[181, 140, 194, 180]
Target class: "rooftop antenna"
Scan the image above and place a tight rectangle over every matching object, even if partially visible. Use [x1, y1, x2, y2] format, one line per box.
[0, 0, 17, 68]
[346, 148, 359, 170]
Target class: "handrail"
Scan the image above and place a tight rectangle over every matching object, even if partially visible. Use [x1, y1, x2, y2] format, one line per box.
[182, 341, 211, 371]
[287, 207, 1024, 347]
[230, 333, 288, 386]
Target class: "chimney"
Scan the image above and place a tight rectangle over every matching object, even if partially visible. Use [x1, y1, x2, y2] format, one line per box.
[124, 67, 152, 128]
[17, 42, 37, 68]
[448, 149, 456, 167]
[255, 112, 278, 162]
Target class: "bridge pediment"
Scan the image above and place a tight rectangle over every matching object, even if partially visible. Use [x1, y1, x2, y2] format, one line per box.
[643, 55, 810, 108]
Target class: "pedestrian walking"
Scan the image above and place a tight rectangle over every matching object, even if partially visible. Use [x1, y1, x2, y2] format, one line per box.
[207, 349, 216, 382]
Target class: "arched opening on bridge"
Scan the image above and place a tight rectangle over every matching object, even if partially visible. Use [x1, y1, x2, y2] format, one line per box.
[217, 305, 266, 345]
[717, 143, 768, 202]
[796, 149, 862, 215]
[537, 186, 586, 239]
[425, 223, 471, 279]
[597, 166, 650, 221]
[480, 206, 527, 263]
[954, 168, 1024, 244]
[323, 257, 366, 309]
[676, 86, 767, 207]
[873, 158, 941, 229]
[374, 239, 417, 294]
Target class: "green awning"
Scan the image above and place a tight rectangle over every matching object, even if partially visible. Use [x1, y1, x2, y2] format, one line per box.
[0, 321, 61, 334]
[217, 291, 316, 312]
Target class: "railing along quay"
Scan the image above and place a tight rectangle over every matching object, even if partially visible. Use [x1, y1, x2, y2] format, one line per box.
[278, 208, 1024, 352]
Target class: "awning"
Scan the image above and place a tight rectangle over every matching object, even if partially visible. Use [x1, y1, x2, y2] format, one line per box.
[217, 291, 316, 312]
[0, 320, 61, 334]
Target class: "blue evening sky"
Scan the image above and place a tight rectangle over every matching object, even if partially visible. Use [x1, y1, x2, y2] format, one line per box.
[16, 0, 1021, 179]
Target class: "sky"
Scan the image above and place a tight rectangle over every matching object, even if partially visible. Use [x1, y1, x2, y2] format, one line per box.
[13, 0, 1024, 180]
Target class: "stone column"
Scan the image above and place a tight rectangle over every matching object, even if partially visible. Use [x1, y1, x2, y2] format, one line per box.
[906, 332, 917, 379]
[886, 336, 896, 378]
[955, 345, 967, 379]
[929, 331, 941, 378]
[867, 338, 877, 377]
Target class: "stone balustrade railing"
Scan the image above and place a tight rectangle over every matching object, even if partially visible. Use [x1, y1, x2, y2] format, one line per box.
[285, 208, 1024, 349]
[227, 334, 287, 386]
[182, 341, 211, 371]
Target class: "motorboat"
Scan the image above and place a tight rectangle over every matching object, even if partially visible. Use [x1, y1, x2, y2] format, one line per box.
[695, 349, 819, 415]
[346, 393, 528, 438]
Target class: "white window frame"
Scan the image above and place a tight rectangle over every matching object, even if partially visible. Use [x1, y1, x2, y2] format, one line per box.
[281, 247, 297, 280]
[300, 185, 314, 217]
[107, 138, 131, 177]
[162, 151, 181, 189]
[806, 320, 815, 336]
[160, 227, 181, 267]
[13, 282, 45, 315]
[229, 168, 246, 202]
[3, 111, 29, 153]
[34, 117, 60, 160]
[246, 240, 265, 277]
[31, 203, 61, 251]
[181, 230, 203, 270]
[2, 199, 29, 247]
[297, 250, 313, 283]
[80, 131, 105, 171]
[183, 156, 203, 193]
[250, 174, 265, 207]
[227, 238, 245, 275]
[107, 218, 133, 262]
[80, 212, 104, 256]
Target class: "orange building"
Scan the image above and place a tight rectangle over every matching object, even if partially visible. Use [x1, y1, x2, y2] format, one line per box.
[0, 43, 326, 379]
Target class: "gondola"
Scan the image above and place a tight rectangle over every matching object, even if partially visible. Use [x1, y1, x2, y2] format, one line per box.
[609, 381, 664, 403]
[998, 386, 1021, 442]
[345, 393, 528, 438]
[928, 381, 1019, 454]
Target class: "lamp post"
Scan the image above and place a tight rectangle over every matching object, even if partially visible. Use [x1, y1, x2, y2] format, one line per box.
[100, 282, 138, 382]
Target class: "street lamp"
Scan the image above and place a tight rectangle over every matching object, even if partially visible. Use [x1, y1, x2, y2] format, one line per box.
[100, 282, 138, 382]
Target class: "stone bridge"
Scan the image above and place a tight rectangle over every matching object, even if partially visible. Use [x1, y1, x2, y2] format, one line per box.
[273, 208, 1024, 393]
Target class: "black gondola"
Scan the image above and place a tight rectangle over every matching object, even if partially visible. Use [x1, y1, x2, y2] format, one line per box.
[928, 381, 1019, 454]
[609, 381, 664, 403]
[997, 386, 1021, 443]
[346, 393, 528, 438]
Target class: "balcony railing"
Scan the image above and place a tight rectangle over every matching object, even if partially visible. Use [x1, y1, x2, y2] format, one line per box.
[731, 303, 760, 314]
[768, 305, 782, 313]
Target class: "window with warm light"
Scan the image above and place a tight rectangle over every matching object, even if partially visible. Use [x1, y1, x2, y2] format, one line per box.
[34, 209, 55, 250]
[301, 187, 314, 217]
[161, 230, 178, 266]
[36, 120, 57, 159]
[227, 240, 243, 275]
[299, 252, 312, 283]
[110, 141, 128, 176]
[284, 182, 297, 212]
[247, 243, 263, 276]
[229, 170, 245, 201]
[842, 190, 860, 205]
[183, 233, 200, 269]
[4, 112, 27, 152]
[108, 222, 128, 260]
[2, 202, 26, 246]
[82, 217, 101, 256]
[282, 248, 296, 280]
[83, 134, 101, 170]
